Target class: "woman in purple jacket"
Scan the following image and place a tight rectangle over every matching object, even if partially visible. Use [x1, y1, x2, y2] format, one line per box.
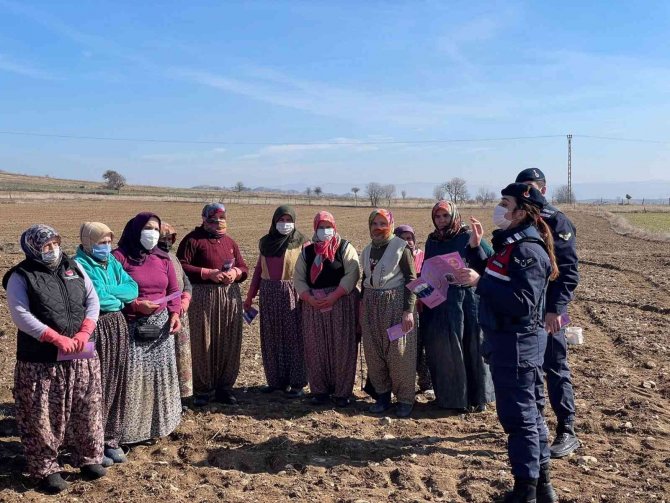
[113, 212, 182, 444]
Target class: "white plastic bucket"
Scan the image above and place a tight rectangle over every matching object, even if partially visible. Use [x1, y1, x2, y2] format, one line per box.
[565, 326, 584, 345]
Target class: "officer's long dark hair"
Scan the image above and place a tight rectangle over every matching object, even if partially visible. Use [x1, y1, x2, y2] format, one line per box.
[517, 201, 559, 281]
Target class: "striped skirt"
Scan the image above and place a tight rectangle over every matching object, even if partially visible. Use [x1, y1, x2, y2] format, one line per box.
[302, 288, 358, 399]
[121, 309, 181, 444]
[95, 310, 129, 449]
[259, 279, 306, 389]
[13, 358, 104, 478]
[174, 312, 193, 398]
[188, 283, 243, 394]
[361, 287, 417, 404]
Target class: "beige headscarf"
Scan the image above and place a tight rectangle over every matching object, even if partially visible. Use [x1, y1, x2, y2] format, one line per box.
[80, 222, 114, 254]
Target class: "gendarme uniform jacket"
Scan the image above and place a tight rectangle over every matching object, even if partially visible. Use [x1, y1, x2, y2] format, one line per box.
[467, 225, 552, 368]
[541, 203, 579, 315]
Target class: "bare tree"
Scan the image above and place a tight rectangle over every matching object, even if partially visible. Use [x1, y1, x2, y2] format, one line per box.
[102, 170, 126, 193]
[382, 184, 396, 206]
[401, 189, 407, 200]
[366, 182, 384, 207]
[233, 181, 246, 192]
[314, 186, 323, 198]
[475, 186, 497, 206]
[433, 184, 447, 201]
[305, 187, 312, 204]
[554, 185, 576, 204]
[351, 187, 360, 206]
[445, 177, 469, 204]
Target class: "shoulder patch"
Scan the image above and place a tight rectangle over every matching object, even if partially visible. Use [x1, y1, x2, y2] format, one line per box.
[512, 255, 536, 268]
[558, 232, 572, 241]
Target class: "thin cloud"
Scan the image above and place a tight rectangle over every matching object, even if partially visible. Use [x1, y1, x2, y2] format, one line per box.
[0, 53, 55, 80]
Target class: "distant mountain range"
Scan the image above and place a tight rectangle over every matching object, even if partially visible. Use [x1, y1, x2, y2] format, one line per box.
[194, 179, 670, 202]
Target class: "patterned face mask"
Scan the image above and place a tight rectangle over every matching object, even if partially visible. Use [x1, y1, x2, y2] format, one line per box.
[41, 245, 61, 264]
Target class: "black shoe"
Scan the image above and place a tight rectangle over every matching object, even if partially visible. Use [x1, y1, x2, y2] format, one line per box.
[369, 391, 392, 414]
[260, 385, 277, 394]
[284, 388, 305, 399]
[333, 396, 349, 408]
[215, 389, 238, 405]
[104, 446, 128, 464]
[501, 477, 537, 502]
[395, 402, 413, 418]
[81, 464, 107, 480]
[193, 394, 210, 407]
[470, 404, 487, 413]
[537, 463, 558, 503]
[309, 393, 329, 405]
[550, 423, 580, 458]
[40, 473, 68, 494]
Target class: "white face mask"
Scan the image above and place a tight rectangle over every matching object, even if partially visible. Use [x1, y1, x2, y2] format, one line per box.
[41, 245, 61, 264]
[493, 205, 513, 230]
[276, 222, 295, 235]
[316, 228, 335, 241]
[140, 229, 160, 250]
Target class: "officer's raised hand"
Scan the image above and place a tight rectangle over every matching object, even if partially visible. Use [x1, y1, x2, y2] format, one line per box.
[468, 217, 484, 248]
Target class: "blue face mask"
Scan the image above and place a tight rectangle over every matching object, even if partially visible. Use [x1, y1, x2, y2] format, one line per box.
[91, 243, 112, 261]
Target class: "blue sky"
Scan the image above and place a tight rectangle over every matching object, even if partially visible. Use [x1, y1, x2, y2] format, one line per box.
[1, 1, 670, 198]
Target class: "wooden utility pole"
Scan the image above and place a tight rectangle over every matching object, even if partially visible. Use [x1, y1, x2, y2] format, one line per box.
[567, 134, 573, 205]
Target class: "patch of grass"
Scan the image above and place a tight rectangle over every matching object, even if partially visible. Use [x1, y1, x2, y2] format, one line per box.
[624, 212, 670, 233]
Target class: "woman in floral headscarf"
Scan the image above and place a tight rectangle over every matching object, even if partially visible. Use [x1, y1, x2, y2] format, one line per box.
[177, 203, 248, 406]
[420, 201, 495, 412]
[3, 225, 106, 493]
[360, 210, 418, 418]
[293, 211, 360, 407]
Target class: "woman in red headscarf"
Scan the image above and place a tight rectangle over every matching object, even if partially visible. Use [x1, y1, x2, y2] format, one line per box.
[360, 209, 418, 418]
[293, 211, 360, 407]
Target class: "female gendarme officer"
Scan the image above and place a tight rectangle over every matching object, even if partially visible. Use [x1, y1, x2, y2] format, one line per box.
[454, 183, 560, 503]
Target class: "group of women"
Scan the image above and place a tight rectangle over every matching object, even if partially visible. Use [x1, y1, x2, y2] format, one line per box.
[4, 182, 561, 502]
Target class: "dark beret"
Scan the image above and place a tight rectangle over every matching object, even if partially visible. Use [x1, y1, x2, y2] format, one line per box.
[501, 182, 547, 209]
[515, 167, 546, 183]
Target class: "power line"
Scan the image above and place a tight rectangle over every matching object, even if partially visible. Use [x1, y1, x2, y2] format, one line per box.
[574, 134, 670, 145]
[0, 130, 565, 146]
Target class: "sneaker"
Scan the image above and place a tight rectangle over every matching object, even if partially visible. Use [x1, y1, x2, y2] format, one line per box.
[395, 402, 414, 418]
[550, 424, 580, 458]
[104, 446, 128, 464]
[39, 473, 68, 494]
[80, 464, 107, 480]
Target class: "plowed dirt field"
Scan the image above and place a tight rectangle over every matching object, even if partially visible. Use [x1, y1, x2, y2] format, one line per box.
[0, 201, 668, 502]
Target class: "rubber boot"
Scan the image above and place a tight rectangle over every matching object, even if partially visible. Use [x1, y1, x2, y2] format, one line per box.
[537, 462, 558, 503]
[501, 478, 537, 502]
[550, 421, 580, 458]
[369, 391, 391, 414]
[39, 473, 68, 494]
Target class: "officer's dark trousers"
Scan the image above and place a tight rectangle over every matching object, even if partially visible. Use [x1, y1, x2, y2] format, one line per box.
[491, 365, 550, 479]
[543, 328, 575, 425]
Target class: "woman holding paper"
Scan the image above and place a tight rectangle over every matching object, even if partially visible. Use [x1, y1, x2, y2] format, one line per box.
[158, 222, 194, 408]
[244, 205, 308, 397]
[394, 224, 431, 394]
[177, 203, 248, 406]
[360, 210, 418, 418]
[420, 201, 495, 412]
[113, 212, 182, 445]
[3, 224, 107, 493]
[75, 222, 138, 464]
[293, 211, 360, 407]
